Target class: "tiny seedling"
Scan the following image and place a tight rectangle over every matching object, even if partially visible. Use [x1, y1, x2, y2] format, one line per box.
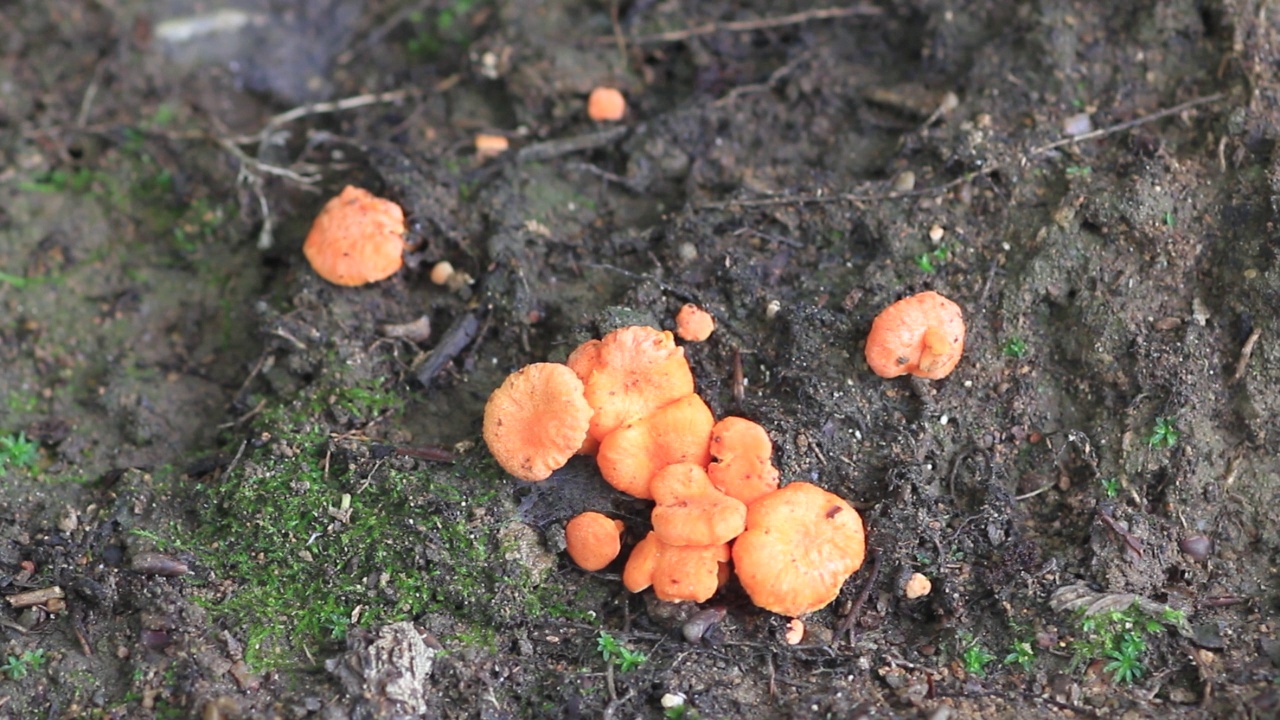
[1, 649, 48, 680]
[1064, 165, 1092, 177]
[1162, 211, 1176, 227]
[597, 631, 647, 673]
[1147, 417, 1180, 449]
[1103, 634, 1146, 684]
[0, 432, 39, 471]
[958, 634, 996, 676]
[915, 245, 949, 273]
[1100, 477, 1121, 498]
[1004, 639, 1035, 672]
[1002, 337, 1029, 358]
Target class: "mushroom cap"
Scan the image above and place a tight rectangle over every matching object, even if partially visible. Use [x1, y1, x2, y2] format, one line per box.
[568, 326, 696, 445]
[587, 87, 627, 122]
[707, 417, 780, 505]
[595, 393, 715, 499]
[565, 512, 625, 571]
[482, 363, 592, 482]
[650, 463, 746, 547]
[732, 482, 866, 616]
[675, 304, 716, 342]
[302, 185, 407, 286]
[623, 531, 730, 603]
[864, 290, 965, 380]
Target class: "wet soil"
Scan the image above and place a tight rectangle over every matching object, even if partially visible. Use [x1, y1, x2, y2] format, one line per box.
[3, 0, 1280, 718]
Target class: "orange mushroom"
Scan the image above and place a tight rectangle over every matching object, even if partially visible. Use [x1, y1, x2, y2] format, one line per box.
[482, 363, 592, 482]
[587, 87, 626, 122]
[707, 417, 780, 505]
[302, 185, 407, 286]
[675, 304, 715, 342]
[650, 463, 746, 547]
[864, 290, 965, 380]
[595, 393, 715, 499]
[623, 531, 730, 603]
[565, 512, 625, 571]
[732, 482, 866, 616]
[567, 326, 696, 445]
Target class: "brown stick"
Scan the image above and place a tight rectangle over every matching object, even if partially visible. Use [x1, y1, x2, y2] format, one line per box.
[5, 586, 65, 609]
[598, 5, 883, 45]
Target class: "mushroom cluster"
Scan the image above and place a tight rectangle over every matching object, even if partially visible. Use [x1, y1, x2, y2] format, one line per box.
[482, 319, 869, 618]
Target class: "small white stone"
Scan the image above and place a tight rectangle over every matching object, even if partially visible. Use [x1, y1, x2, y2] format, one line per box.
[661, 693, 685, 709]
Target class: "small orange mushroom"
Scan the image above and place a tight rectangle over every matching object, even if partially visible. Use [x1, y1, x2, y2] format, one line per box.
[864, 290, 965, 380]
[732, 482, 866, 616]
[707, 417, 780, 506]
[595, 393, 715, 499]
[482, 363, 592, 482]
[650, 463, 746, 547]
[587, 86, 626, 122]
[302, 185, 407, 286]
[565, 512, 625, 571]
[675, 304, 715, 342]
[623, 531, 730, 603]
[567, 326, 696, 445]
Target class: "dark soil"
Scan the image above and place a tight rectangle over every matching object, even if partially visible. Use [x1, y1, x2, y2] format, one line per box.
[3, 0, 1280, 718]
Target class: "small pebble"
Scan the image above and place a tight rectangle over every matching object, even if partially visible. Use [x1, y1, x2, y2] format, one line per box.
[928, 224, 945, 242]
[891, 170, 916, 192]
[430, 261, 455, 286]
[1179, 535, 1212, 562]
[1063, 112, 1093, 137]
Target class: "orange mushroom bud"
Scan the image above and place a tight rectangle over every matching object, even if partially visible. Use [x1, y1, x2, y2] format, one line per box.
[732, 482, 866, 616]
[302, 185, 407, 286]
[595, 393, 715, 499]
[650, 463, 746, 547]
[587, 86, 626, 122]
[565, 512, 625, 571]
[864, 290, 965, 380]
[675, 304, 715, 342]
[482, 363, 592, 482]
[623, 531, 730, 603]
[707, 417, 780, 506]
[567, 326, 696, 445]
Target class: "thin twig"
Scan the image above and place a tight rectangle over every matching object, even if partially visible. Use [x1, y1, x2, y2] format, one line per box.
[833, 548, 880, 644]
[697, 92, 1227, 211]
[1229, 326, 1261, 384]
[599, 5, 883, 45]
[229, 87, 421, 145]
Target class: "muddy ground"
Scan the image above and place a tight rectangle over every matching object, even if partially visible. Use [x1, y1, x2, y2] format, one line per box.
[3, 0, 1280, 718]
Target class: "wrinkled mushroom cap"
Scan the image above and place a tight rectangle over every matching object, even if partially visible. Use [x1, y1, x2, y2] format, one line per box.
[482, 363, 592, 482]
[595, 393, 714, 499]
[675, 304, 715, 342]
[302, 185, 407, 286]
[567, 326, 696, 445]
[623, 531, 730, 603]
[565, 512, 625, 571]
[707, 417, 780, 505]
[732, 482, 866, 616]
[650, 463, 746, 547]
[864, 290, 965, 380]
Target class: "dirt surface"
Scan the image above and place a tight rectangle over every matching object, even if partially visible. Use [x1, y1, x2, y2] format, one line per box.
[3, 0, 1280, 718]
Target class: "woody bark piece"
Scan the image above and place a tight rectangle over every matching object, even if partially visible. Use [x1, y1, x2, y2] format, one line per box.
[6, 586, 66, 608]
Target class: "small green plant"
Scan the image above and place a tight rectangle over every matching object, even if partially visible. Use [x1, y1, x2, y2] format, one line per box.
[1162, 211, 1176, 227]
[1002, 337, 1029, 358]
[1, 649, 48, 680]
[1147, 417, 1180, 449]
[915, 245, 949, 273]
[1103, 634, 1145, 684]
[1004, 639, 1035, 672]
[597, 631, 647, 673]
[958, 634, 996, 676]
[1072, 602, 1184, 685]
[1100, 477, 1121, 498]
[0, 432, 39, 471]
[1064, 165, 1092, 176]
